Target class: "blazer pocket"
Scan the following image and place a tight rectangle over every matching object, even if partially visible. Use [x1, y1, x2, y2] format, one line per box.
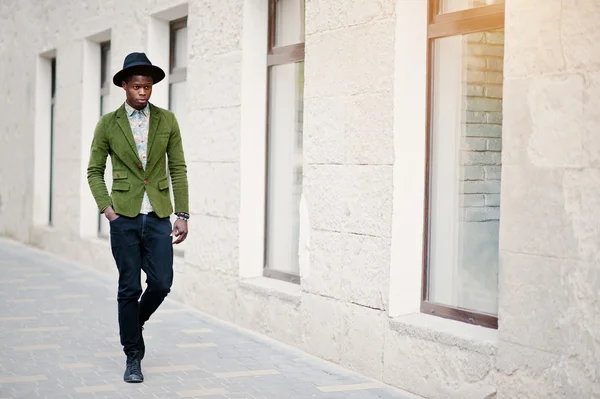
[112, 181, 130, 191]
[113, 171, 128, 180]
[158, 177, 170, 191]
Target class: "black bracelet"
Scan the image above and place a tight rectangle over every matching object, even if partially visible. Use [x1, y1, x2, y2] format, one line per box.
[175, 212, 189, 221]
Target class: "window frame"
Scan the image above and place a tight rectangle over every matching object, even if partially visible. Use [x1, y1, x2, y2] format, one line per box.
[100, 41, 111, 98]
[262, 0, 305, 285]
[167, 16, 188, 258]
[169, 17, 188, 85]
[98, 41, 111, 236]
[421, 0, 504, 329]
[49, 57, 56, 226]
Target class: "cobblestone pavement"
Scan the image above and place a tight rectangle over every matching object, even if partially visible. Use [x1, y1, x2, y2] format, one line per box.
[0, 238, 421, 399]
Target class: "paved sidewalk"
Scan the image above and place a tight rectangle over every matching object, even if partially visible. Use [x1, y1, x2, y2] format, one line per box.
[0, 238, 419, 399]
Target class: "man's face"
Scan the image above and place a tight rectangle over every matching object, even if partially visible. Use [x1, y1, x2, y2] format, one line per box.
[122, 75, 153, 109]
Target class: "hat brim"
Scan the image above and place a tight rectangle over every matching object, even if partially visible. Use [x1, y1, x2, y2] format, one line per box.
[113, 63, 166, 87]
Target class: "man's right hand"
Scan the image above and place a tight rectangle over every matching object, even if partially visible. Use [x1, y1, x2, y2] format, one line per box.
[104, 206, 120, 222]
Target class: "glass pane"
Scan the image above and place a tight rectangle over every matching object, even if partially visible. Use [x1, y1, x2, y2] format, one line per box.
[100, 44, 110, 87]
[168, 82, 188, 253]
[274, 0, 305, 47]
[49, 102, 55, 226]
[98, 205, 110, 235]
[49, 58, 56, 225]
[265, 61, 304, 275]
[51, 58, 56, 98]
[169, 82, 188, 136]
[98, 93, 112, 236]
[441, 0, 504, 14]
[100, 153, 113, 236]
[427, 30, 504, 315]
[100, 94, 111, 116]
[174, 27, 188, 69]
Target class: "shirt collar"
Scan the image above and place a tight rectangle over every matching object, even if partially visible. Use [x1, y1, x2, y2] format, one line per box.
[124, 102, 150, 117]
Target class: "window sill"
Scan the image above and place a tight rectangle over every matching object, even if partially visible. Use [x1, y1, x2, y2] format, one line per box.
[239, 276, 301, 305]
[389, 313, 498, 356]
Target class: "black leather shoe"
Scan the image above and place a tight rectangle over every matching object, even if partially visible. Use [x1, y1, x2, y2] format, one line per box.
[124, 352, 144, 383]
[139, 326, 145, 360]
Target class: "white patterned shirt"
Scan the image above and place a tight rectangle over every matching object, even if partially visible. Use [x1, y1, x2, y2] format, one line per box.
[124, 102, 153, 214]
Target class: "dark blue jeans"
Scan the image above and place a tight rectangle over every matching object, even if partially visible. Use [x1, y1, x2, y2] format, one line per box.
[110, 213, 173, 355]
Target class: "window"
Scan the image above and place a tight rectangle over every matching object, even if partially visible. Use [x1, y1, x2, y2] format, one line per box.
[264, 0, 305, 284]
[100, 42, 111, 115]
[49, 57, 56, 226]
[169, 17, 188, 128]
[169, 17, 188, 256]
[98, 41, 111, 236]
[33, 51, 56, 228]
[422, 0, 504, 328]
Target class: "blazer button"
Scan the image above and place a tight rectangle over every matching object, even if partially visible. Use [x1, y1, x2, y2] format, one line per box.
[137, 163, 142, 169]
[116, 173, 120, 178]
[143, 180, 148, 185]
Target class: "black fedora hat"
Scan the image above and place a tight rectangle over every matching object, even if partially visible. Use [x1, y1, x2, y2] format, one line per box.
[113, 52, 165, 87]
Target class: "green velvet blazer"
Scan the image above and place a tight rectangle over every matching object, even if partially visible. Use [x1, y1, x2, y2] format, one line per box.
[87, 103, 189, 218]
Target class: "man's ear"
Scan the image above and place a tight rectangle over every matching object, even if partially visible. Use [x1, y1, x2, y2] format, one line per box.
[121, 81, 127, 90]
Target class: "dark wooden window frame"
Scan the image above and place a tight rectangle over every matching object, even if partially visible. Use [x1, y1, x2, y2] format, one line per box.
[169, 17, 188, 85]
[262, 0, 305, 285]
[421, 0, 504, 329]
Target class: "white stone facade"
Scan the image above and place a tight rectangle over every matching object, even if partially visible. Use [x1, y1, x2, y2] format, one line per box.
[1, 0, 599, 398]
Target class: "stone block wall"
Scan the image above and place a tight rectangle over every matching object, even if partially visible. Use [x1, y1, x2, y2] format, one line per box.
[302, 0, 396, 313]
[499, 0, 600, 397]
[182, 0, 243, 279]
[301, 0, 396, 379]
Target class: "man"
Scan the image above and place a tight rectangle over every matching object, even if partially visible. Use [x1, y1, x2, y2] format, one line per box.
[87, 52, 189, 383]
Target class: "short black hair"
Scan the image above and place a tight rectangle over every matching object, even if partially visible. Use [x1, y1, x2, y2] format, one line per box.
[123, 67, 155, 84]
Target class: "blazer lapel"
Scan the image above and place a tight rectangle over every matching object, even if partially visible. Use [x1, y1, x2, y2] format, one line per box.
[116, 104, 143, 163]
[147, 103, 162, 159]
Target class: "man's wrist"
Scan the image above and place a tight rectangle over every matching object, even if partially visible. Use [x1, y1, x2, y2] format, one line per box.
[175, 212, 189, 221]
